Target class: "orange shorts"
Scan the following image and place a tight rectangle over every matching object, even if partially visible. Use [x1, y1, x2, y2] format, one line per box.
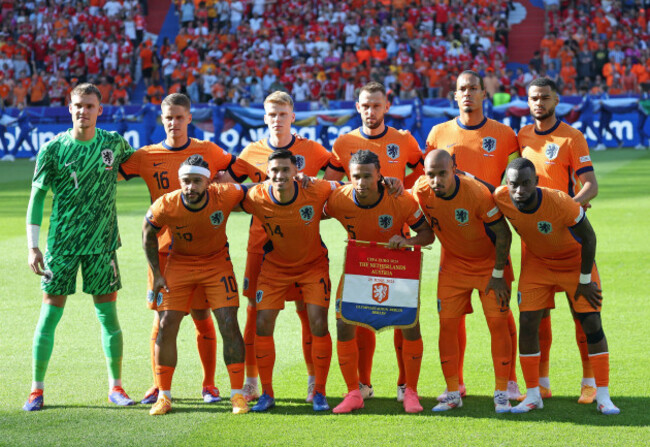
[255, 259, 330, 311]
[147, 252, 210, 310]
[157, 253, 240, 313]
[437, 268, 513, 319]
[517, 260, 602, 313]
[243, 251, 303, 302]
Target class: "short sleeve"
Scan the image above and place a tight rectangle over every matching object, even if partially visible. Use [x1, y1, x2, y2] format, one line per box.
[117, 135, 135, 165]
[146, 197, 166, 229]
[569, 135, 594, 177]
[476, 183, 503, 225]
[118, 146, 142, 180]
[404, 132, 423, 168]
[424, 126, 437, 154]
[504, 127, 520, 158]
[328, 140, 345, 171]
[228, 146, 253, 182]
[210, 144, 236, 172]
[558, 193, 585, 228]
[32, 140, 54, 191]
[403, 194, 426, 229]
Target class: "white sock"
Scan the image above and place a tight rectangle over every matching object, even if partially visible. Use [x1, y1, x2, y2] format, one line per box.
[539, 377, 550, 388]
[308, 375, 315, 385]
[525, 387, 541, 400]
[582, 377, 596, 387]
[447, 391, 461, 400]
[161, 390, 172, 400]
[231, 389, 243, 398]
[245, 376, 258, 386]
[596, 386, 611, 403]
[109, 378, 122, 388]
[32, 381, 44, 392]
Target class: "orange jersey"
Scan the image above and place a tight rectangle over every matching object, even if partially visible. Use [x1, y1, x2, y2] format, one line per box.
[329, 126, 423, 181]
[324, 184, 425, 242]
[494, 186, 586, 269]
[413, 175, 504, 275]
[146, 183, 245, 260]
[425, 117, 520, 187]
[242, 179, 341, 273]
[119, 138, 235, 252]
[518, 120, 594, 197]
[229, 134, 332, 254]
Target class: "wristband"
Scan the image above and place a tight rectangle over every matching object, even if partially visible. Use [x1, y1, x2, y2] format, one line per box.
[492, 268, 504, 279]
[27, 224, 40, 249]
[579, 273, 592, 284]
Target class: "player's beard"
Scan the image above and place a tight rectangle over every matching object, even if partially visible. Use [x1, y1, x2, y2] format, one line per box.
[513, 192, 537, 211]
[534, 107, 555, 122]
[363, 116, 384, 130]
[184, 190, 206, 205]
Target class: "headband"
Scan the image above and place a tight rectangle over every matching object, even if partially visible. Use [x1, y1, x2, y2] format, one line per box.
[178, 165, 211, 179]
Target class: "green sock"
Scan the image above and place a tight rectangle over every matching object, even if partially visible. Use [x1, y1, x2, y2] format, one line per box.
[94, 301, 123, 382]
[33, 303, 64, 383]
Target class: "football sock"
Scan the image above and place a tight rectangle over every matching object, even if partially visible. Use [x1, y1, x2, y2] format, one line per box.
[486, 316, 512, 391]
[255, 335, 275, 397]
[94, 301, 123, 382]
[402, 338, 423, 392]
[193, 316, 217, 388]
[312, 333, 332, 396]
[226, 362, 245, 393]
[296, 308, 315, 376]
[394, 329, 405, 385]
[507, 310, 518, 382]
[155, 365, 175, 391]
[439, 317, 461, 392]
[32, 303, 64, 383]
[356, 326, 375, 386]
[538, 315, 552, 380]
[244, 305, 258, 379]
[149, 315, 159, 385]
[589, 352, 610, 388]
[336, 339, 359, 392]
[457, 315, 467, 385]
[520, 353, 541, 389]
[574, 318, 595, 379]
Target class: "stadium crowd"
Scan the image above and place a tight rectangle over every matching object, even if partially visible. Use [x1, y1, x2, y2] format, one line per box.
[0, 0, 648, 108]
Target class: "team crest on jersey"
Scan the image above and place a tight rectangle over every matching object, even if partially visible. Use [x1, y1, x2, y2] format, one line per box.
[372, 283, 389, 304]
[482, 137, 497, 153]
[455, 208, 469, 225]
[386, 143, 400, 160]
[295, 154, 305, 171]
[256, 290, 263, 303]
[299, 205, 314, 222]
[210, 211, 224, 226]
[545, 143, 560, 161]
[378, 214, 393, 230]
[101, 148, 115, 167]
[537, 221, 553, 234]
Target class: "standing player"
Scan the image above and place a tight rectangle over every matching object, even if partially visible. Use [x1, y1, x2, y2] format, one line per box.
[323, 81, 424, 401]
[219, 91, 332, 402]
[425, 70, 521, 400]
[518, 77, 599, 404]
[24, 83, 135, 411]
[241, 149, 341, 412]
[119, 93, 236, 405]
[413, 150, 514, 413]
[494, 158, 619, 415]
[324, 150, 433, 414]
[143, 155, 248, 415]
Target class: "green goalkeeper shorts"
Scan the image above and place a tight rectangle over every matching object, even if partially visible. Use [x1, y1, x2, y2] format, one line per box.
[42, 250, 122, 296]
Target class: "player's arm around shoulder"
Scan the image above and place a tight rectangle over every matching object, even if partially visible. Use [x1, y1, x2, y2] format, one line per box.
[389, 193, 434, 249]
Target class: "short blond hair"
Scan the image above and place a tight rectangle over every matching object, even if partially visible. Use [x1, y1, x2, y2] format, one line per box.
[70, 83, 102, 102]
[161, 93, 191, 110]
[264, 91, 294, 109]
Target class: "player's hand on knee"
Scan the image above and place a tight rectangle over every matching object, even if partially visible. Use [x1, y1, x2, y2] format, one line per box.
[574, 283, 602, 309]
[152, 274, 170, 297]
[485, 277, 510, 308]
[383, 176, 404, 196]
[28, 248, 45, 276]
[387, 235, 408, 249]
[294, 173, 315, 188]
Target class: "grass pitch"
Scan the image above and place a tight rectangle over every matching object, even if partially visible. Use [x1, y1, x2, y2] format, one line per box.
[0, 150, 649, 446]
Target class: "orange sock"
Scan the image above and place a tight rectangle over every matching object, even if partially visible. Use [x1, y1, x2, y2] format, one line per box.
[244, 305, 258, 378]
[155, 365, 175, 391]
[193, 316, 217, 388]
[589, 352, 609, 387]
[356, 326, 375, 386]
[296, 308, 314, 376]
[394, 329, 405, 385]
[439, 317, 460, 392]
[337, 339, 359, 393]
[486, 317, 512, 391]
[255, 335, 275, 397]
[539, 315, 552, 379]
[520, 354, 541, 389]
[507, 310, 518, 382]
[574, 318, 594, 378]
[150, 315, 159, 385]
[402, 338, 423, 392]
[458, 315, 466, 385]
[227, 362, 245, 391]
[312, 333, 332, 396]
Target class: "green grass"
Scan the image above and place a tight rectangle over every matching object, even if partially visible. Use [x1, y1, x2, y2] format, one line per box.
[1, 150, 649, 446]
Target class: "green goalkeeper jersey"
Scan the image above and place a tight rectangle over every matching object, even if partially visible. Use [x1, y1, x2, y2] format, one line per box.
[32, 128, 134, 255]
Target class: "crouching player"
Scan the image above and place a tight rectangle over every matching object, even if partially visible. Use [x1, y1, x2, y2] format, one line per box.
[324, 150, 433, 414]
[494, 158, 619, 415]
[142, 155, 248, 415]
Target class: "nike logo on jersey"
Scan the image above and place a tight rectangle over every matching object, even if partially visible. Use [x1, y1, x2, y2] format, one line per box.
[446, 143, 456, 148]
[425, 205, 434, 209]
[64, 160, 77, 167]
[154, 162, 164, 166]
[175, 225, 188, 229]
[263, 215, 274, 219]
[226, 295, 237, 300]
[344, 216, 354, 219]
